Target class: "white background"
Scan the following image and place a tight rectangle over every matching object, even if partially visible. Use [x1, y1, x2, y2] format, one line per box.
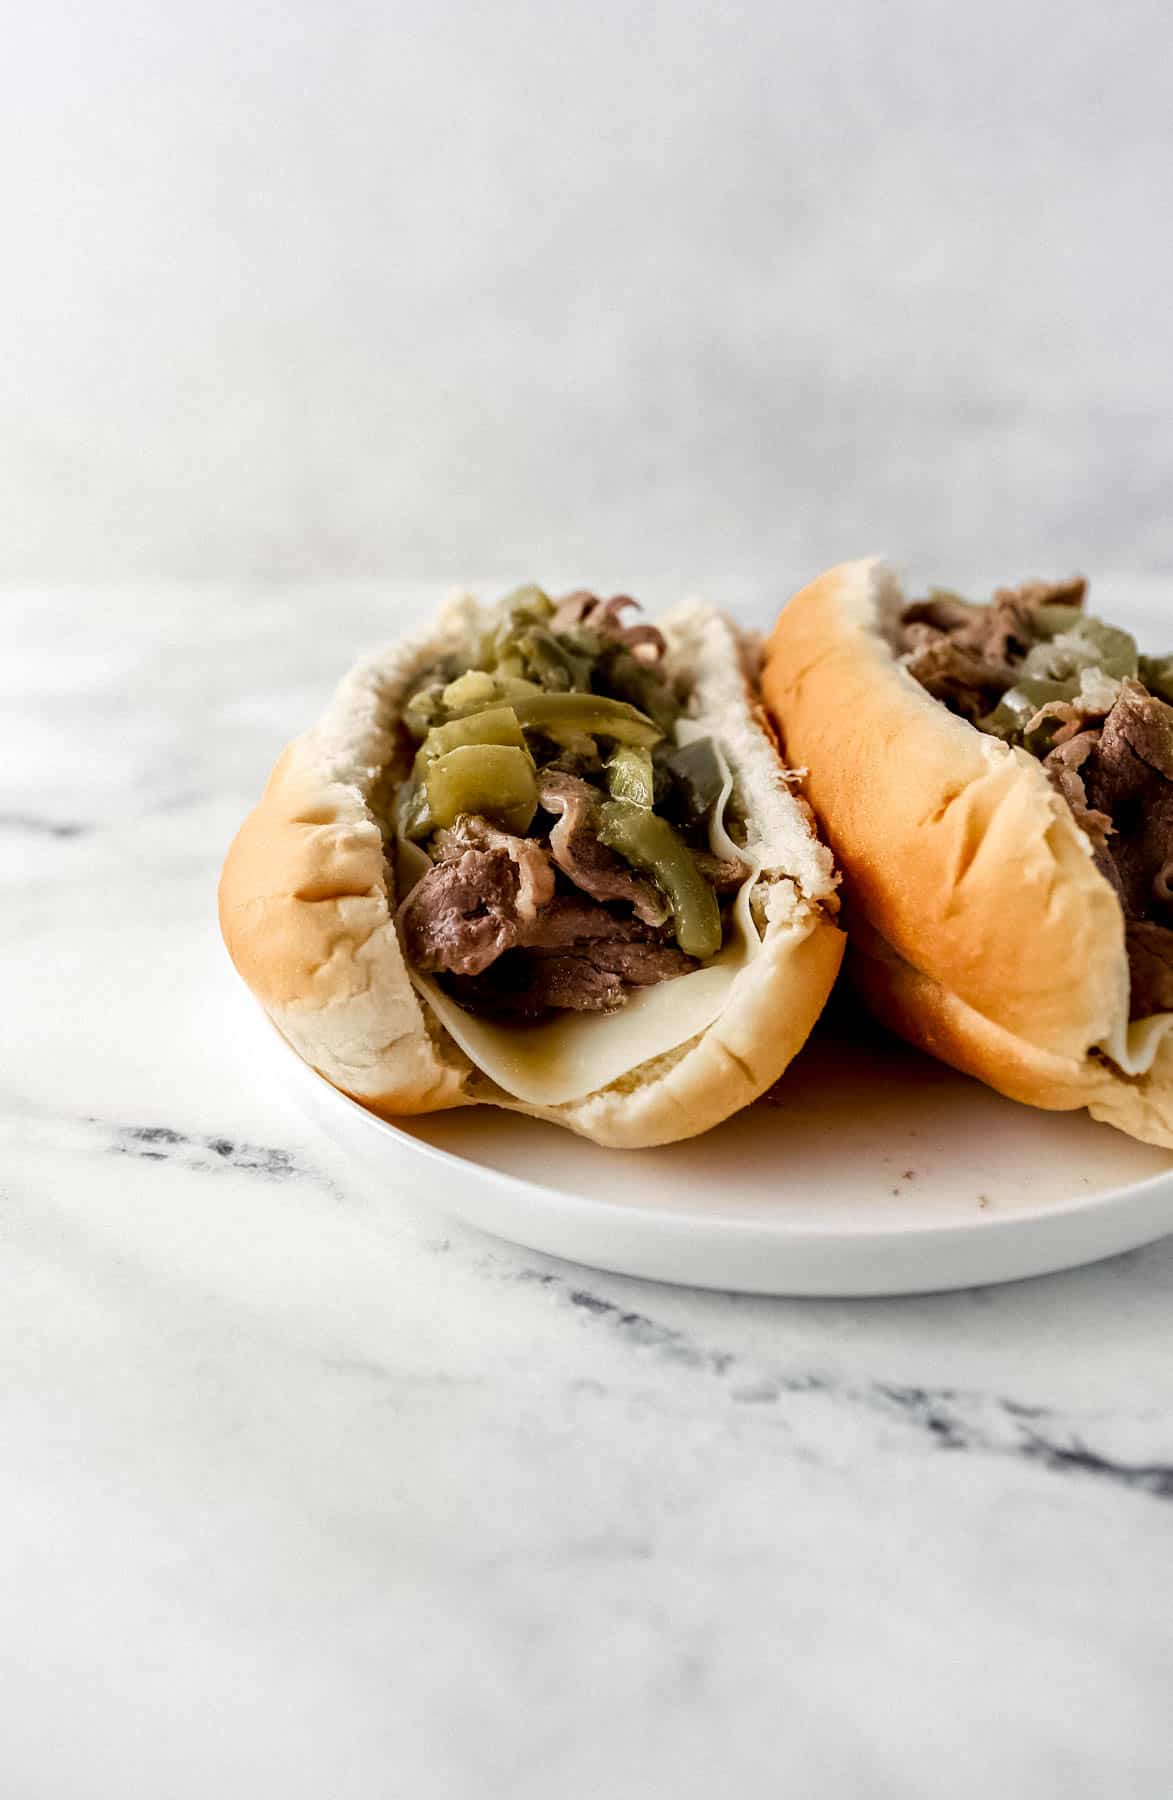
[5, 0, 1173, 601]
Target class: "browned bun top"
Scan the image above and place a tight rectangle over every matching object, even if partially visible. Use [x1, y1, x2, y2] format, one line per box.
[761, 559, 1173, 1150]
[761, 558, 1127, 1061]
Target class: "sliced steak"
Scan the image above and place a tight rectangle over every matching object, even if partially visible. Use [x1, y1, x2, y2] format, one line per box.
[550, 591, 667, 664]
[1125, 921, 1173, 1019]
[537, 770, 668, 925]
[444, 931, 695, 1018]
[1024, 669, 1120, 748]
[1083, 682, 1173, 921]
[522, 939, 694, 1012]
[900, 624, 1016, 722]
[1042, 732, 1119, 893]
[1097, 678, 1173, 782]
[402, 826, 687, 998]
[949, 593, 1040, 667]
[900, 576, 1086, 722]
[1045, 683, 1173, 1016]
[399, 847, 531, 977]
[521, 893, 651, 950]
[431, 816, 554, 923]
[901, 594, 983, 634]
[991, 575, 1087, 612]
[692, 849, 751, 892]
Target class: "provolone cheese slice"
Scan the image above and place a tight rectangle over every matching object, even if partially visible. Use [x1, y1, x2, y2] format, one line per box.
[1100, 1005, 1173, 1077]
[398, 729, 768, 1106]
[413, 946, 751, 1106]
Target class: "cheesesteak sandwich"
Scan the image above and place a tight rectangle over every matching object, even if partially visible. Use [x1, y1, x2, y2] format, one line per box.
[762, 559, 1173, 1147]
[221, 587, 843, 1147]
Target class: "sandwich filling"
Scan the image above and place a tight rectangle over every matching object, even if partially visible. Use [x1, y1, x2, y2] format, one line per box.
[899, 579, 1173, 1020]
[392, 588, 754, 1024]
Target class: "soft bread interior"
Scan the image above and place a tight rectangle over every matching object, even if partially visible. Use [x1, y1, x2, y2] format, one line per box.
[763, 559, 1173, 1149]
[220, 592, 844, 1148]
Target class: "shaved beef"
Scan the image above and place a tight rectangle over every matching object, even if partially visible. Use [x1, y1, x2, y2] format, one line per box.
[550, 591, 667, 665]
[902, 579, 1173, 1022]
[394, 587, 721, 1019]
[991, 576, 1087, 612]
[444, 924, 695, 1018]
[1043, 683, 1173, 1016]
[952, 594, 1040, 667]
[901, 624, 1016, 722]
[401, 834, 670, 981]
[1042, 733, 1119, 890]
[1024, 670, 1121, 748]
[692, 850, 751, 892]
[537, 769, 669, 926]
[543, 741, 604, 781]
[1082, 682, 1173, 922]
[518, 940, 694, 1014]
[1124, 922, 1173, 1019]
[400, 824, 693, 1006]
[400, 847, 531, 977]
[901, 594, 983, 633]
[900, 575, 1087, 722]
[1098, 679, 1173, 781]
[432, 816, 554, 922]
[520, 893, 648, 950]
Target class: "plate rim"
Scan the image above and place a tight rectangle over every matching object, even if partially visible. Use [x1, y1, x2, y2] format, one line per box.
[267, 1010, 1173, 1248]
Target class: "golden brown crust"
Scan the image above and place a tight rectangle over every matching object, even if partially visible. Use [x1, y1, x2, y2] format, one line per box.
[219, 737, 471, 1114]
[847, 929, 1096, 1114]
[761, 559, 1126, 1061]
[762, 558, 1173, 1149]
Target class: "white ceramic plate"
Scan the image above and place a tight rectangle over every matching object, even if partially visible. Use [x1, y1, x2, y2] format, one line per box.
[263, 1004, 1173, 1296]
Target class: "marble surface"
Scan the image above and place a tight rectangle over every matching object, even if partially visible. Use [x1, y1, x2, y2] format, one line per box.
[4, 579, 1173, 1797]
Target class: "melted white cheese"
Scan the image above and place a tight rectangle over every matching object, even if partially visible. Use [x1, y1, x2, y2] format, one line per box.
[399, 727, 766, 1106]
[1099, 1006, 1173, 1077]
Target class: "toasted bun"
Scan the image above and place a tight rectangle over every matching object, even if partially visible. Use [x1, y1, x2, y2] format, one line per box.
[220, 594, 844, 1148]
[761, 558, 1173, 1149]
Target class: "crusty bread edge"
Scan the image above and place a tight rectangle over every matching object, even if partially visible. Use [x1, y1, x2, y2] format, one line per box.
[762, 557, 1127, 1059]
[219, 597, 845, 1149]
[762, 559, 1173, 1149]
[850, 929, 1173, 1150]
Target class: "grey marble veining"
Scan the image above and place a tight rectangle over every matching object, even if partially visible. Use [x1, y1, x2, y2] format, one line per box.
[3, 581, 1173, 1797]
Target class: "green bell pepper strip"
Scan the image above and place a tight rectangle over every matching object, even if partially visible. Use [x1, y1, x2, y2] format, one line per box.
[511, 692, 663, 746]
[658, 735, 724, 826]
[1030, 603, 1089, 640]
[396, 776, 434, 842]
[606, 746, 655, 807]
[518, 625, 596, 693]
[978, 677, 1077, 743]
[424, 744, 538, 836]
[598, 800, 722, 960]
[402, 682, 448, 741]
[1140, 654, 1173, 706]
[593, 644, 681, 734]
[420, 705, 527, 762]
[441, 669, 500, 712]
[1023, 616, 1138, 684]
[1066, 618, 1138, 680]
[499, 584, 553, 622]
